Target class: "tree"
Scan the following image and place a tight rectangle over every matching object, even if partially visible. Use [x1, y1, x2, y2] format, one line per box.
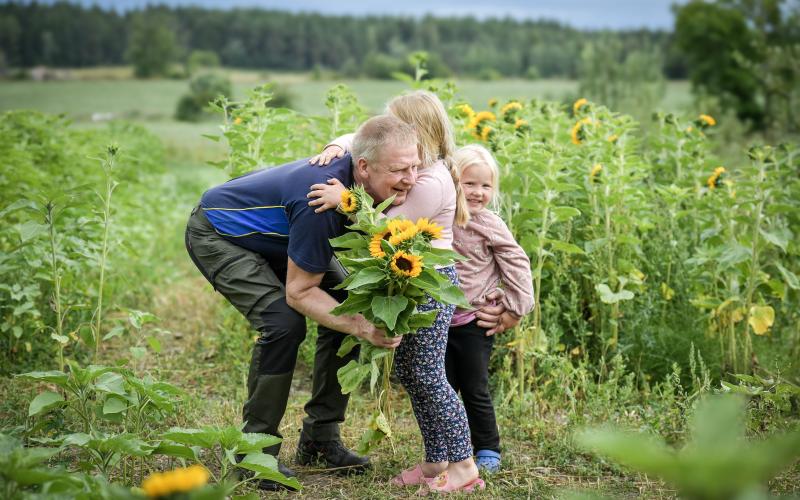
[674, 1, 763, 127]
[127, 12, 179, 78]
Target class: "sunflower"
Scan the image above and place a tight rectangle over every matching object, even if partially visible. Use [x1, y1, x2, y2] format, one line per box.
[698, 114, 716, 127]
[415, 218, 443, 240]
[233, 117, 243, 125]
[570, 117, 593, 145]
[467, 111, 497, 131]
[589, 163, 603, 181]
[340, 189, 359, 213]
[501, 101, 522, 116]
[480, 125, 493, 142]
[369, 229, 391, 258]
[389, 222, 418, 246]
[707, 166, 726, 190]
[488, 98, 498, 108]
[142, 465, 209, 498]
[390, 251, 423, 278]
[606, 134, 618, 143]
[514, 118, 528, 130]
[573, 97, 588, 113]
[457, 103, 475, 119]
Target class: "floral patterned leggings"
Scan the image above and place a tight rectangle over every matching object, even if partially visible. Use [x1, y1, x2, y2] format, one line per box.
[394, 265, 473, 463]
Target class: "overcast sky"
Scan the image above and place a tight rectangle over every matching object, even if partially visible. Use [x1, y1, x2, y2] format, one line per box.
[37, 0, 688, 30]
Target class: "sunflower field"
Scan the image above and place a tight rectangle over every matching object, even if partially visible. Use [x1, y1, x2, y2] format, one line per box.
[1, 71, 799, 498]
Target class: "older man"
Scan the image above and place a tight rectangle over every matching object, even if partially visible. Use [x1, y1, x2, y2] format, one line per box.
[184, 115, 419, 490]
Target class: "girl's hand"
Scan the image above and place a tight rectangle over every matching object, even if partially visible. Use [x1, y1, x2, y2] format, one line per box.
[309, 145, 345, 166]
[307, 178, 346, 213]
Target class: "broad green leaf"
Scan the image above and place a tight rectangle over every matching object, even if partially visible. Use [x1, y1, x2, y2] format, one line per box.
[596, 283, 634, 304]
[407, 310, 438, 329]
[95, 372, 126, 396]
[102, 325, 125, 341]
[28, 391, 65, 417]
[551, 206, 581, 221]
[759, 228, 788, 252]
[153, 441, 198, 461]
[330, 293, 372, 316]
[162, 427, 220, 449]
[102, 396, 128, 415]
[337, 360, 371, 394]
[344, 267, 386, 290]
[237, 433, 282, 454]
[329, 232, 368, 250]
[17, 221, 47, 243]
[775, 263, 799, 290]
[371, 295, 408, 331]
[16, 370, 69, 387]
[238, 452, 302, 490]
[430, 282, 471, 309]
[546, 239, 585, 254]
[336, 335, 360, 357]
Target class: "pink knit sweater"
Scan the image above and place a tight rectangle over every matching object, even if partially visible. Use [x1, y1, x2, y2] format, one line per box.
[450, 209, 534, 326]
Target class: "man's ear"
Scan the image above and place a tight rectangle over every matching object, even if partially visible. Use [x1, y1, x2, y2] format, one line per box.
[356, 157, 369, 179]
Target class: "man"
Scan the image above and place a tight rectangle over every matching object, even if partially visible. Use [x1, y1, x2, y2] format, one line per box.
[184, 115, 419, 490]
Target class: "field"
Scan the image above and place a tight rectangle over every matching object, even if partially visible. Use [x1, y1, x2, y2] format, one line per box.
[0, 70, 798, 500]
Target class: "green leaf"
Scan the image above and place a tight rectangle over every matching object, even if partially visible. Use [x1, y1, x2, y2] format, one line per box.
[153, 441, 199, 461]
[94, 372, 126, 396]
[337, 360, 371, 394]
[102, 325, 125, 341]
[330, 293, 372, 316]
[407, 310, 438, 329]
[28, 391, 65, 417]
[18, 221, 47, 243]
[146, 336, 162, 354]
[371, 295, 409, 331]
[16, 370, 69, 387]
[375, 195, 397, 213]
[336, 335, 360, 357]
[546, 239, 585, 254]
[329, 232, 368, 250]
[161, 427, 221, 449]
[428, 282, 471, 309]
[759, 228, 788, 252]
[775, 263, 799, 290]
[596, 283, 634, 304]
[238, 452, 302, 490]
[551, 206, 581, 221]
[344, 267, 386, 290]
[237, 433, 282, 454]
[102, 396, 128, 415]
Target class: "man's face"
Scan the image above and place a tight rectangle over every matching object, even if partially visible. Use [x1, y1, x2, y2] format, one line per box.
[357, 141, 419, 206]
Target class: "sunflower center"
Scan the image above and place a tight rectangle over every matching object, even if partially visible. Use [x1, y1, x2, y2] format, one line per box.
[395, 256, 413, 271]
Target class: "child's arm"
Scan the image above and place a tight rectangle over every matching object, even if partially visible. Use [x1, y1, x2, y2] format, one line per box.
[309, 133, 355, 166]
[307, 178, 347, 213]
[489, 214, 535, 321]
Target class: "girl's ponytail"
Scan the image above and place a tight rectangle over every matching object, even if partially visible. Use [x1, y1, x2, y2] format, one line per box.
[445, 156, 471, 227]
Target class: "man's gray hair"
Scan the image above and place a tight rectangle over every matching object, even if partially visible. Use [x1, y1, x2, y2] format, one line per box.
[351, 114, 417, 166]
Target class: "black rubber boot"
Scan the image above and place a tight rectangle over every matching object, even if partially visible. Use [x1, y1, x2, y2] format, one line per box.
[295, 430, 370, 474]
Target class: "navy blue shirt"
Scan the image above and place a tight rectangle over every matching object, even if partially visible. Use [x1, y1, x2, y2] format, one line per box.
[200, 155, 354, 273]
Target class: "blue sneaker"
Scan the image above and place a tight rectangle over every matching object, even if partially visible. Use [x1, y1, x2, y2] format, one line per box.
[475, 449, 501, 473]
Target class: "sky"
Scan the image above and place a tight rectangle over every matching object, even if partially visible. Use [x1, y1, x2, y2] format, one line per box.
[39, 0, 688, 30]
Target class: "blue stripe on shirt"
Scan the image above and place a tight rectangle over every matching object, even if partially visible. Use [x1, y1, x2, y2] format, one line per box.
[203, 206, 289, 237]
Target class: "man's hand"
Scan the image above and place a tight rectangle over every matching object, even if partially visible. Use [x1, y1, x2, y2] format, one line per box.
[309, 145, 345, 166]
[475, 289, 519, 336]
[355, 316, 403, 348]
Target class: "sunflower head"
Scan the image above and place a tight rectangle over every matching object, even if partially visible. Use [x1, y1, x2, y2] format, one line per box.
[570, 117, 593, 145]
[698, 114, 716, 127]
[340, 189, 359, 214]
[573, 97, 588, 114]
[415, 218, 443, 240]
[390, 251, 423, 279]
[707, 166, 726, 190]
[457, 103, 476, 119]
[501, 101, 522, 122]
[589, 163, 603, 182]
[369, 229, 391, 258]
[388, 219, 419, 246]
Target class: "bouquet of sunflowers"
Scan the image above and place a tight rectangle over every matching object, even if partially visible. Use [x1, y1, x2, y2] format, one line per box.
[330, 186, 469, 453]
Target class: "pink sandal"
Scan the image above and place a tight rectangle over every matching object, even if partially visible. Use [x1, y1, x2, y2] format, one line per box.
[391, 464, 435, 486]
[419, 471, 486, 495]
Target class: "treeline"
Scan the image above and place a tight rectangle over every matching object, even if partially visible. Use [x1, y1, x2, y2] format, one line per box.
[0, 1, 684, 78]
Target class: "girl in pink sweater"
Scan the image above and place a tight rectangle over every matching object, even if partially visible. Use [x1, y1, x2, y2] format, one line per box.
[446, 144, 534, 473]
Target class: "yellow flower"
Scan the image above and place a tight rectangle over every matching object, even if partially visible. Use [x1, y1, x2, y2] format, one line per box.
[142, 465, 209, 498]
[501, 101, 522, 116]
[707, 166, 726, 190]
[686, 126, 693, 133]
[387, 219, 418, 246]
[457, 103, 475, 119]
[571, 117, 593, 145]
[369, 229, 391, 258]
[233, 117, 243, 125]
[488, 98, 498, 107]
[467, 111, 497, 130]
[698, 114, 716, 126]
[390, 251, 423, 278]
[573, 97, 588, 113]
[415, 218, 443, 240]
[387, 219, 415, 235]
[589, 163, 603, 181]
[340, 189, 359, 213]
[606, 134, 618, 142]
[514, 118, 528, 130]
[480, 125, 493, 141]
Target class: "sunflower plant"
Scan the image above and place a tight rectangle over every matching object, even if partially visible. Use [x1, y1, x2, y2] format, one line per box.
[329, 186, 469, 453]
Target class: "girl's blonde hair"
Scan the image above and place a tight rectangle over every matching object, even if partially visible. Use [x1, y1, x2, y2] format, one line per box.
[386, 90, 470, 226]
[452, 144, 501, 211]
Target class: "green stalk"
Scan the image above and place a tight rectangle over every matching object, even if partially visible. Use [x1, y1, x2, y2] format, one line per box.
[94, 148, 117, 362]
[46, 202, 65, 372]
